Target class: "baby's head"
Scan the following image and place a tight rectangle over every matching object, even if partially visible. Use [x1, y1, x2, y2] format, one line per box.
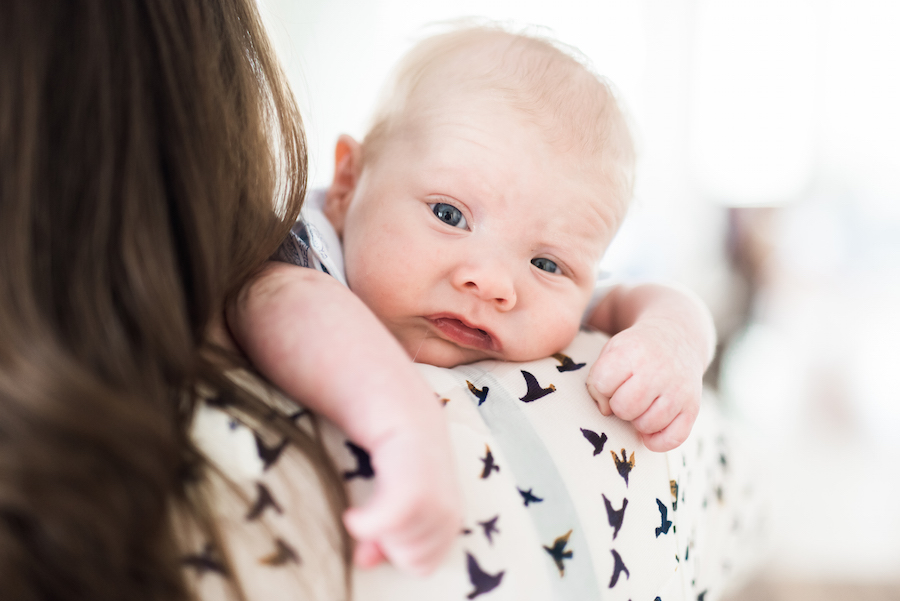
[324, 25, 635, 367]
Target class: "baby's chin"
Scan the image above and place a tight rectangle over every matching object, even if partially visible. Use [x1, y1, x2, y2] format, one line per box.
[406, 336, 561, 368]
[405, 337, 496, 368]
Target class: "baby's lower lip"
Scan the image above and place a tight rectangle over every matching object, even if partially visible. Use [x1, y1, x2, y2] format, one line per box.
[427, 317, 498, 351]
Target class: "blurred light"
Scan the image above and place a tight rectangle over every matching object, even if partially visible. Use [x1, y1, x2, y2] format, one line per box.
[850, 312, 900, 447]
[689, 0, 818, 206]
[720, 322, 808, 437]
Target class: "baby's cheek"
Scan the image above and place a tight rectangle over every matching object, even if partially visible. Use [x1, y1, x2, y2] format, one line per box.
[517, 309, 582, 360]
[548, 313, 583, 352]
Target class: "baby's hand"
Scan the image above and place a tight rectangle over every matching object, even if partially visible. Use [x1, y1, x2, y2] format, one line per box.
[585, 319, 704, 452]
[344, 423, 462, 575]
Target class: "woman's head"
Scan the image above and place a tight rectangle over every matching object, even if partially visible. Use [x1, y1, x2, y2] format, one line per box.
[0, 1, 322, 599]
[1, 0, 306, 361]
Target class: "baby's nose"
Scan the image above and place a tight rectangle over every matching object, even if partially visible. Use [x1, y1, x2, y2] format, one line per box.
[453, 259, 517, 310]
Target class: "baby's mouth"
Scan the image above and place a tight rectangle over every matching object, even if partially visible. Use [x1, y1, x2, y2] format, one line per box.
[427, 316, 498, 352]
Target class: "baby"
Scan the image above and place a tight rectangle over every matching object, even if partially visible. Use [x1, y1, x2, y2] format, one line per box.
[228, 27, 716, 576]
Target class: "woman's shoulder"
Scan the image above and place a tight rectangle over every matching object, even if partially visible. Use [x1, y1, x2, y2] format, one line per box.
[186, 371, 348, 601]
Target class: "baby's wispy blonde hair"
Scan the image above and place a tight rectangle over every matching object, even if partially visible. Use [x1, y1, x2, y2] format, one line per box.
[362, 23, 636, 211]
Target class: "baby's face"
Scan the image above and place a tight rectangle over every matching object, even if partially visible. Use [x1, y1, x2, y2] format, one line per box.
[329, 98, 622, 367]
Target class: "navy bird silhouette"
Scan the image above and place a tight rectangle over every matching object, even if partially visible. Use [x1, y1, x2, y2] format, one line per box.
[518, 487, 544, 506]
[580, 428, 608, 456]
[602, 494, 628, 539]
[480, 445, 500, 479]
[246, 482, 282, 521]
[609, 549, 630, 588]
[519, 370, 556, 402]
[182, 543, 227, 576]
[342, 440, 375, 480]
[552, 353, 586, 372]
[478, 515, 500, 545]
[467, 380, 489, 405]
[254, 433, 288, 471]
[466, 552, 505, 599]
[259, 538, 300, 566]
[655, 498, 673, 537]
[611, 448, 636, 486]
[543, 530, 574, 577]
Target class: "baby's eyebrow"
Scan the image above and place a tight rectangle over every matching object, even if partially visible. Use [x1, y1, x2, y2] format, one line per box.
[531, 236, 600, 276]
[539, 215, 611, 271]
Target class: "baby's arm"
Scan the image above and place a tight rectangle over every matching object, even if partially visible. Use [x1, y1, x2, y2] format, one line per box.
[585, 283, 716, 452]
[227, 261, 462, 575]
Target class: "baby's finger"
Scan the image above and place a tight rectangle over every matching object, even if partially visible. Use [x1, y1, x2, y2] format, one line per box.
[587, 342, 634, 400]
[631, 394, 680, 436]
[641, 410, 696, 452]
[344, 493, 457, 575]
[343, 500, 399, 543]
[587, 382, 612, 416]
[353, 540, 387, 569]
[607, 375, 654, 422]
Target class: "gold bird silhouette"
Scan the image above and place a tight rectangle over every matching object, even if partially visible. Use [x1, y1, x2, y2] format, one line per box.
[467, 380, 489, 405]
[479, 445, 500, 479]
[611, 448, 636, 486]
[543, 529, 574, 577]
[259, 538, 299, 566]
[519, 370, 556, 402]
[552, 353, 586, 372]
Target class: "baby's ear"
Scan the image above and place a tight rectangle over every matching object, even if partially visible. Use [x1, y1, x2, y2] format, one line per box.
[324, 134, 362, 236]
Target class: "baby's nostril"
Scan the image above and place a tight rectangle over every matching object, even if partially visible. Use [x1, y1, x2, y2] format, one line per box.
[478, 329, 487, 335]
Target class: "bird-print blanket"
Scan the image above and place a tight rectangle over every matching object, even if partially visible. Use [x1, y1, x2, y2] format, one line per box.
[342, 330, 761, 601]
[189, 330, 762, 601]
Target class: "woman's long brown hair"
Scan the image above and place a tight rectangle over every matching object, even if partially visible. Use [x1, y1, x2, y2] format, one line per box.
[0, 1, 346, 599]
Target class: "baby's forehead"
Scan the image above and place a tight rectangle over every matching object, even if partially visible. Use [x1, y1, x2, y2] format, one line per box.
[404, 110, 624, 251]
[366, 29, 634, 210]
[406, 47, 609, 144]
[418, 96, 627, 211]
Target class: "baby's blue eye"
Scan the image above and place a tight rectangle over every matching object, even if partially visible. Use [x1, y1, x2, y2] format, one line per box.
[430, 202, 467, 229]
[531, 257, 560, 274]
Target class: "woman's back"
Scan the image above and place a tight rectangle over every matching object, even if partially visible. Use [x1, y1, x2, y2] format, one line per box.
[0, 2, 345, 599]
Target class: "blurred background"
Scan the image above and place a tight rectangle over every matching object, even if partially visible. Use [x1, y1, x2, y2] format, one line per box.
[257, 0, 900, 598]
